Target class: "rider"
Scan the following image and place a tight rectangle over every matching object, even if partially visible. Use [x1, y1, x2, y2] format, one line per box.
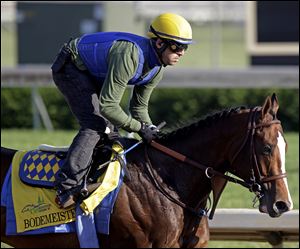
[51, 13, 193, 208]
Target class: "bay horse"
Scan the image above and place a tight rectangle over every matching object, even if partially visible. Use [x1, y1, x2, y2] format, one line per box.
[1, 93, 293, 248]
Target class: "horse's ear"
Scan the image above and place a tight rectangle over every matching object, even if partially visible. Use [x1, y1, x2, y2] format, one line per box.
[261, 93, 279, 119]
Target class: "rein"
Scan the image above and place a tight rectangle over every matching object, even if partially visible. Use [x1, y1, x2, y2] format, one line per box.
[149, 141, 249, 188]
[144, 107, 286, 218]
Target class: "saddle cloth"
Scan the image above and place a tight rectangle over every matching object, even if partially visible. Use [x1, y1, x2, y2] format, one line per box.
[3, 143, 125, 234]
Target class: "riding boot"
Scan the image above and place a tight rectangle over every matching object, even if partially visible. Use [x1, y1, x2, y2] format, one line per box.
[55, 128, 102, 208]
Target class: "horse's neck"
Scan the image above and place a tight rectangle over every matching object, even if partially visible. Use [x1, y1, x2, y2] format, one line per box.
[176, 111, 250, 166]
[162, 123, 229, 167]
[149, 113, 249, 207]
[147, 130, 221, 208]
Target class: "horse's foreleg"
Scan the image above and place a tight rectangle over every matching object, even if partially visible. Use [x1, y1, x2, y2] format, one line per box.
[193, 216, 210, 248]
[183, 216, 210, 248]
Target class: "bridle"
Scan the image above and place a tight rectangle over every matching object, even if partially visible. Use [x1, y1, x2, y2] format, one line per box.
[144, 107, 287, 217]
[230, 106, 286, 200]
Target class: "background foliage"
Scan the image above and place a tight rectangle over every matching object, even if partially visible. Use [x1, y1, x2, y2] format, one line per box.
[1, 88, 299, 131]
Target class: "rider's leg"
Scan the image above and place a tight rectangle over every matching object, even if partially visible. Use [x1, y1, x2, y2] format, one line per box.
[52, 61, 106, 208]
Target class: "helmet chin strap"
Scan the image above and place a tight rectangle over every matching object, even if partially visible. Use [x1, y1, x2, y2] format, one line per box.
[150, 39, 168, 67]
[149, 26, 171, 67]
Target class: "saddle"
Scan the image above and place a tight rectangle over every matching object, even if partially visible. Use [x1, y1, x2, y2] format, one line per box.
[18, 139, 126, 194]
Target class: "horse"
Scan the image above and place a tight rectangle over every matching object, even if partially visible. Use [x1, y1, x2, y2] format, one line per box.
[1, 93, 293, 248]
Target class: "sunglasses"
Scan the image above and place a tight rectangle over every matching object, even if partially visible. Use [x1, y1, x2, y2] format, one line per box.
[166, 41, 188, 53]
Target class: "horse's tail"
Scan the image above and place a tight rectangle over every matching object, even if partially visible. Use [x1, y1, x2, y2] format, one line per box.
[1, 147, 18, 168]
[1, 146, 17, 187]
[1, 146, 18, 156]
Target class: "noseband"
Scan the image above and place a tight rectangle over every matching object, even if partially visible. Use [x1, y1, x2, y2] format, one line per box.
[145, 107, 287, 216]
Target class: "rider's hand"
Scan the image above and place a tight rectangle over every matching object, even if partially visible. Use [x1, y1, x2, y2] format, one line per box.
[138, 122, 160, 143]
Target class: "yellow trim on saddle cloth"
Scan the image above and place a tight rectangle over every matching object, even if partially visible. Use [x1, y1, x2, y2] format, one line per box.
[80, 143, 124, 214]
[12, 151, 75, 233]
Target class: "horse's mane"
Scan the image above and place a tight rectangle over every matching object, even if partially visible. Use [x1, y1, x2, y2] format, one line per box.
[159, 106, 248, 141]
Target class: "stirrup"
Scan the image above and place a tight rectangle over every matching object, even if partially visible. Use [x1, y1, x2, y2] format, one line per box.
[80, 182, 102, 198]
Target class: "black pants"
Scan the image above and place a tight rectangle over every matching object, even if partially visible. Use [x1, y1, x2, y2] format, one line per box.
[51, 49, 108, 193]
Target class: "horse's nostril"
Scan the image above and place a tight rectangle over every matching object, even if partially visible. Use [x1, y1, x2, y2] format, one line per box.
[275, 201, 288, 212]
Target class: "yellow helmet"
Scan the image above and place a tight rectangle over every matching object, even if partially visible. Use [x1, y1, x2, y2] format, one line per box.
[147, 13, 193, 44]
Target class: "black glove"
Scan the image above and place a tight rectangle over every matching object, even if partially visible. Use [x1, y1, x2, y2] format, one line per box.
[138, 122, 160, 143]
[106, 131, 121, 141]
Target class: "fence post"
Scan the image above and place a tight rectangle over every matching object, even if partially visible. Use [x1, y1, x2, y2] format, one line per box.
[31, 86, 54, 131]
[32, 87, 41, 129]
[263, 231, 284, 248]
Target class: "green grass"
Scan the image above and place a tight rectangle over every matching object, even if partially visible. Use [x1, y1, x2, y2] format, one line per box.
[1, 129, 298, 248]
[1, 129, 77, 150]
[1, 243, 12, 248]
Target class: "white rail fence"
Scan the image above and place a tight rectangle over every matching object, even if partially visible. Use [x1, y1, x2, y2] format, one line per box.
[209, 209, 299, 248]
[1, 65, 299, 88]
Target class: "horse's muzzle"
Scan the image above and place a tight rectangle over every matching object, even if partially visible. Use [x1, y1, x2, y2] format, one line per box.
[259, 198, 292, 217]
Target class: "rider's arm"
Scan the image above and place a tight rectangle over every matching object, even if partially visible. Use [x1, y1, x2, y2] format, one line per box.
[99, 41, 142, 132]
[129, 68, 163, 125]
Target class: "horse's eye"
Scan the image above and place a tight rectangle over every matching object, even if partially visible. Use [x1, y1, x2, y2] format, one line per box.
[263, 144, 272, 155]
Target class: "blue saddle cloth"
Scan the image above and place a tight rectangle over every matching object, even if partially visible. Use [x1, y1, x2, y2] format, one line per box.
[2, 158, 125, 247]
